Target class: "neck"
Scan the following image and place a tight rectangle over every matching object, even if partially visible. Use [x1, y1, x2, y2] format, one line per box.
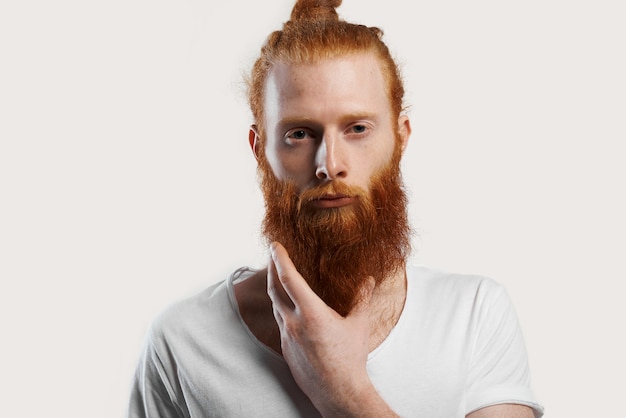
[365, 267, 407, 351]
[234, 266, 407, 355]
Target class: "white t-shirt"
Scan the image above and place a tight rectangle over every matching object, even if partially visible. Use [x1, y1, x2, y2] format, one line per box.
[127, 265, 544, 417]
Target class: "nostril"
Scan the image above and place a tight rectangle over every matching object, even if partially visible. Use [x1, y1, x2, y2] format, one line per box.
[316, 168, 328, 179]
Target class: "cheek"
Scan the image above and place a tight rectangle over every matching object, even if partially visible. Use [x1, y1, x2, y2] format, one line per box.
[365, 138, 395, 169]
[264, 143, 313, 183]
[361, 140, 399, 185]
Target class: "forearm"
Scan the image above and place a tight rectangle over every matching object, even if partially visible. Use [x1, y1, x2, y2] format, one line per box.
[315, 380, 399, 418]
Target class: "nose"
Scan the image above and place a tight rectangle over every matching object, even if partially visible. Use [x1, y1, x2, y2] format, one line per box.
[315, 134, 348, 180]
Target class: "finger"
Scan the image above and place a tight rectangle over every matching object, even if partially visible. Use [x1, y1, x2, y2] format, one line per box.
[270, 241, 321, 311]
[271, 300, 285, 328]
[267, 251, 295, 312]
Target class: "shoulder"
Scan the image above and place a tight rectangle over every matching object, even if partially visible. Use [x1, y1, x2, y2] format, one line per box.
[407, 264, 507, 302]
[404, 264, 516, 331]
[147, 267, 255, 346]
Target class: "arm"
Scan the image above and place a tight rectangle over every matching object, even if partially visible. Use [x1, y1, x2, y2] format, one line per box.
[267, 242, 398, 417]
[126, 336, 184, 418]
[467, 403, 535, 418]
[465, 279, 543, 417]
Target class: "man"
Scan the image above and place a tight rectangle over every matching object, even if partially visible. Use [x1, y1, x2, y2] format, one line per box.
[128, 0, 543, 416]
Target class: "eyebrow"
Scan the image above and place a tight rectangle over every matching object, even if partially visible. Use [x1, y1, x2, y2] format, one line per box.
[278, 112, 378, 128]
[277, 117, 318, 128]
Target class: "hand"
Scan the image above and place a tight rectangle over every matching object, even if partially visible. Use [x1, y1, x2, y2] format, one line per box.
[267, 242, 397, 417]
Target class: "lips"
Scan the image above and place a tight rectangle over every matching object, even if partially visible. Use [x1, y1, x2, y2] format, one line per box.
[309, 194, 356, 209]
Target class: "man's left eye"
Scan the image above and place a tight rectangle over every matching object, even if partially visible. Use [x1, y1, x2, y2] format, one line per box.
[352, 125, 367, 133]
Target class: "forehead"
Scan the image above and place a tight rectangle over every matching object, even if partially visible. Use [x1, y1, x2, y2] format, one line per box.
[263, 52, 390, 121]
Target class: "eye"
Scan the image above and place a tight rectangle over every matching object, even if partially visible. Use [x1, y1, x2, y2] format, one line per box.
[351, 124, 367, 134]
[289, 130, 308, 140]
[347, 123, 371, 137]
[285, 128, 315, 145]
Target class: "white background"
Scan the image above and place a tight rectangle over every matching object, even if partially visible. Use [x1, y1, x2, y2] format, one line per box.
[1, 0, 624, 416]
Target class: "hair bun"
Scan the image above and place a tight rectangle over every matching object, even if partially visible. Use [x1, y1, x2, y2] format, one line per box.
[289, 0, 342, 23]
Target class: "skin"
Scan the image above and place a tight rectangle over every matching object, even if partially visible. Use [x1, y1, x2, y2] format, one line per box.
[239, 52, 534, 418]
[250, 54, 409, 194]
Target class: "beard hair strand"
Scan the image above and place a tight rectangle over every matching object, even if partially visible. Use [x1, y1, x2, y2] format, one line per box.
[259, 145, 411, 316]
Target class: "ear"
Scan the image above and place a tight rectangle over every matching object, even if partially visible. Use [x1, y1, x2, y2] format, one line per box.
[397, 115, 411, 153]
[249, 125, 261, 160]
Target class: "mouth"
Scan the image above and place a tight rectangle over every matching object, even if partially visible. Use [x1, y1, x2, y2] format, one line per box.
[309, 194, 357, 209]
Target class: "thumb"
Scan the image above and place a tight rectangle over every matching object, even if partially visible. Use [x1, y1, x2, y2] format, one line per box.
[349, 277, 376, 318]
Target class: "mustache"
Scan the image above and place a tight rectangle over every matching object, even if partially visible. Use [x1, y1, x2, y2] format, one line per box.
[297, 182, 368, 207]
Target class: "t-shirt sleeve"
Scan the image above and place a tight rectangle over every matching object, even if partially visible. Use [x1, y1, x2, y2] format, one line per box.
[465, 280, 544, 417]
[126, 328, 186, 418]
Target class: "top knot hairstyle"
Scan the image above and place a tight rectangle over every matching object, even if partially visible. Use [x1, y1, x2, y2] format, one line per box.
[246, 0, 406, 141]
[289, 0, 341, 22]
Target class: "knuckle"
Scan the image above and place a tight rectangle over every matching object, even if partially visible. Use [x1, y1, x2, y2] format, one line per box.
[267, 283, 278, 299]
[281, 317, 300, 337]
[276, 268, 292, 284]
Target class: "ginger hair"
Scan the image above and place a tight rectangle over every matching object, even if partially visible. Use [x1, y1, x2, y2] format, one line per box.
[246, 0, 406, 144]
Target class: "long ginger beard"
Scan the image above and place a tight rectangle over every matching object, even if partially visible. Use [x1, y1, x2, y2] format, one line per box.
[259, 144, 411, 316]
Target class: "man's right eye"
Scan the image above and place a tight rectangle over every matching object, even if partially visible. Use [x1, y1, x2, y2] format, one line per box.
[289, 130, 307, 140]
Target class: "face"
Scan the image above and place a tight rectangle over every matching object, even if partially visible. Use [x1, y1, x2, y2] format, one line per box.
[251, 52, 410, 198]
[248, 52, 412, 315]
